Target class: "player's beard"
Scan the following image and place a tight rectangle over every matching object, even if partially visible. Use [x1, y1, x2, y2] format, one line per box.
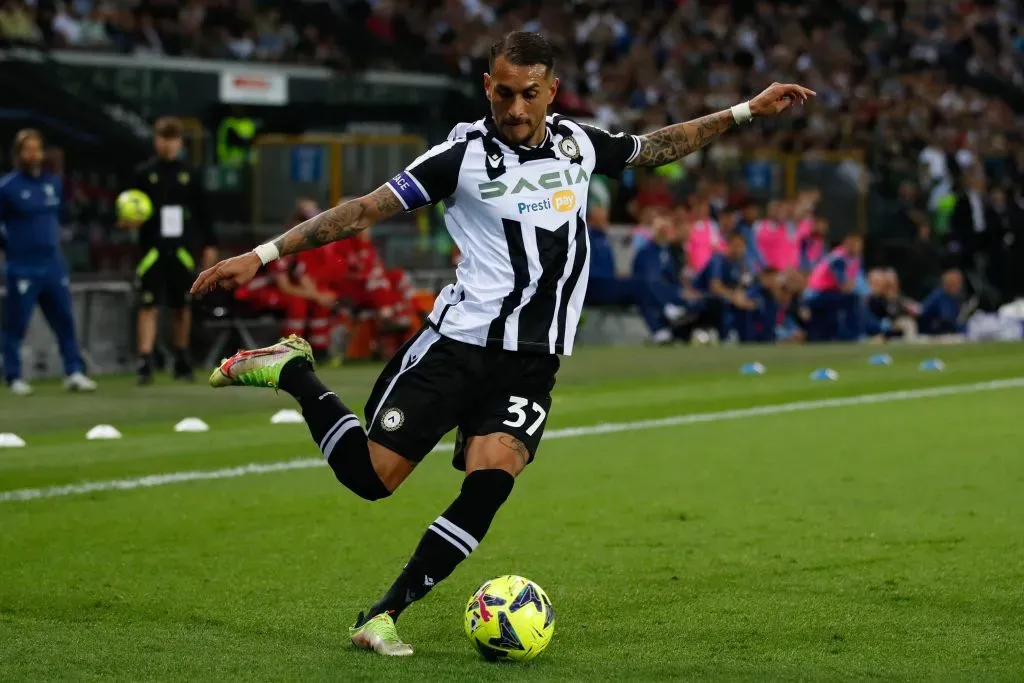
[500, 119, 540, 147]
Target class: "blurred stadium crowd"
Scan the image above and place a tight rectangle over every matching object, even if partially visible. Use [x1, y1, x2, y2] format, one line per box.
[2, 0, 1023, 357]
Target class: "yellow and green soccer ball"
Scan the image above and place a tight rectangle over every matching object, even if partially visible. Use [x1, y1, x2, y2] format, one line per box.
[116, 189, 153, 222]
[464, 575, 554, 662]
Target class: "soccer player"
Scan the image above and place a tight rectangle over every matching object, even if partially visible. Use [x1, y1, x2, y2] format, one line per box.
[0, 129, 96, 395]
[191, 32, 814, 656]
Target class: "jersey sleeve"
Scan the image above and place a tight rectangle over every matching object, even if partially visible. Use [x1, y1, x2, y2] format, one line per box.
[385, 139, 466, 211]
[578, 124, 642, 176]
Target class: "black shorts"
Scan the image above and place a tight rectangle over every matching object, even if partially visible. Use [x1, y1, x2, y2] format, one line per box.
[136, 247, 194, 309]
[364, 326, 559, 469]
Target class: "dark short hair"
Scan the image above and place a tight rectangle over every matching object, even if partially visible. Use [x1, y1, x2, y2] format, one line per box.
[154, 116, 183, 139]
[11, 128, 42, 158]
[489, 32, 555, 73]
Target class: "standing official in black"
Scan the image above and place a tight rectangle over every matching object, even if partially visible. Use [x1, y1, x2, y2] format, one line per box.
[120, 117, 217, 384]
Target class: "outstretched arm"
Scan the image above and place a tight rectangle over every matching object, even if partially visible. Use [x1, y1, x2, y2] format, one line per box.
[630, 82, 816, 168]
[271, 185, 403, 256]
[190, 184, 403, 295]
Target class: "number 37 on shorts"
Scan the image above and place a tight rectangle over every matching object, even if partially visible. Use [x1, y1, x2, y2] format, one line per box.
[502, 396, 548, 437]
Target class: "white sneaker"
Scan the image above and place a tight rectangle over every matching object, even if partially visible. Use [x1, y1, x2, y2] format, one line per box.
[64, 372, 98, 392]
[651, 328, 674, 345]
[8, 379, 33, 396]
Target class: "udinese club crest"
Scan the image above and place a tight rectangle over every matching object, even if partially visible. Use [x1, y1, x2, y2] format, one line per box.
[380, 408, 405, 432]
[558, 136, 580, 160]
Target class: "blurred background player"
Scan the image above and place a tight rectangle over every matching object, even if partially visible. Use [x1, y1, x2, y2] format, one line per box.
[317, 216, 416, 360]
[802, 233, 866, 342]
[0, 129, 96, 395]
[233, 199, 338, 361]
[585, 204, 688, 344]
[691, 230, 760, 342]
[918, 268, 968, 337]
[629, 211, 700, 344]
[120, 117, 216, 385]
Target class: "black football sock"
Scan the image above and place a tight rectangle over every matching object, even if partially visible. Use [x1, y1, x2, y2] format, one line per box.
[365, 469, 515, 623]
[279, 358, 389, 501]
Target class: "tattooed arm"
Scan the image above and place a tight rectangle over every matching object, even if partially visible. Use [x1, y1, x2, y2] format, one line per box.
[272, 184, 403, 256]
[631, 110, 736, 168]
[190, 184, 404, 295]
[630, 82, 817, 168]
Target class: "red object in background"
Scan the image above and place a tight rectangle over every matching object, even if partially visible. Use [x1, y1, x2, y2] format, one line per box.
[634, 185, 674, 213]
[366, 13, 394, 43]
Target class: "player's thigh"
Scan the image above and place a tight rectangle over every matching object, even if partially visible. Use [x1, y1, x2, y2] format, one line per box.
[457, 351, 558, 472]
[364, 326, 469, 464]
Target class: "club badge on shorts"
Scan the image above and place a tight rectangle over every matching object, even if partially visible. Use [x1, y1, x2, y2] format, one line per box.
[380, 408, 405, 432]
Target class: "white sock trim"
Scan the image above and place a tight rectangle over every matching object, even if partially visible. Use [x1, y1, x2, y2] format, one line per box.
[433, 516, 479, 552]
[428, 524, 472, 557]
[320, 415, 362, 460]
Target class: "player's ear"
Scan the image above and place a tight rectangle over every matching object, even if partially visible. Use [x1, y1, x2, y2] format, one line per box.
[483, 72, 492, 100]
[547, 76, 559, 105]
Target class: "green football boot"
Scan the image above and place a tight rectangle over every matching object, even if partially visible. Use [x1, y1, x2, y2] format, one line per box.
[349, 612, 414, 657]
[209, 335, 313, 389]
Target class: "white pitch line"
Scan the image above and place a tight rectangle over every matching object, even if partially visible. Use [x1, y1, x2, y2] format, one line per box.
[2, 377, 1022, 504]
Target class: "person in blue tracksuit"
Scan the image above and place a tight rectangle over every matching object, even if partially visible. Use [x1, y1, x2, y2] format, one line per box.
[585, 207, 693, 344]
[918, 269, 966, 336]
[0, 129, 96, 395]
[628, 212, 701, 343]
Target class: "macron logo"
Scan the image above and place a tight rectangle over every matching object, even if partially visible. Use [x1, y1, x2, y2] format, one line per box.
[487, 154, 503, 169]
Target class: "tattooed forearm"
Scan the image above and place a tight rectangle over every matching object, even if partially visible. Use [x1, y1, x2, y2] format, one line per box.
[272, 185, 404, 256]
[631, 110, 735, 167]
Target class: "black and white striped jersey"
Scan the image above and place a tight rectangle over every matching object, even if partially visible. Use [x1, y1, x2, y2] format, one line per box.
[386, 115, 641, 355]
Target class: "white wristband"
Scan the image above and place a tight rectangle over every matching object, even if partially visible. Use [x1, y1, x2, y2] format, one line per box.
[731, 101, 753, 124]
[253, 242, 280, 265]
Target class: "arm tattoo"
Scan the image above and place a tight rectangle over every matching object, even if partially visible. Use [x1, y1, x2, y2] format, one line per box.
[631, 110, 735, 167]
[498, 434, 531, 467]
[272, 185, 403, 256]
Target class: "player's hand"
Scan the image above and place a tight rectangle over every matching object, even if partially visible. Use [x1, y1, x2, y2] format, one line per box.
[735, 295, 758, 311]
[190, 252, 261, 296]
[748, 82, 817, 118]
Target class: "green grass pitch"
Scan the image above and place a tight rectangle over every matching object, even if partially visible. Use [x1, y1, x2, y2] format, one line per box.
[2, 343, 1023, 681]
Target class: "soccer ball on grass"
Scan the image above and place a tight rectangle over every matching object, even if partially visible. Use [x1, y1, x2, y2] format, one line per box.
[116, 189, 153, 223]
[464, 575, 554, 662]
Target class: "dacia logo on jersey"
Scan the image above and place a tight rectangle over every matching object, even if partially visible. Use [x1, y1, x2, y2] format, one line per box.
[478, 167, 589, 200]
[518, 189, 576, 214]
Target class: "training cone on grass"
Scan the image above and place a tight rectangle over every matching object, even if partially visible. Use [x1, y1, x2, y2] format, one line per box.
[919, 359, 945, 372]
[868, 354, 893, 366]
[86, 425, 122, 440]
[0, 433, 26, 448]
[810, 368, 839, 381]
[174, 418, 210, 433]
[740, 362, 766, 375]
[270, 409, 304, 424]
